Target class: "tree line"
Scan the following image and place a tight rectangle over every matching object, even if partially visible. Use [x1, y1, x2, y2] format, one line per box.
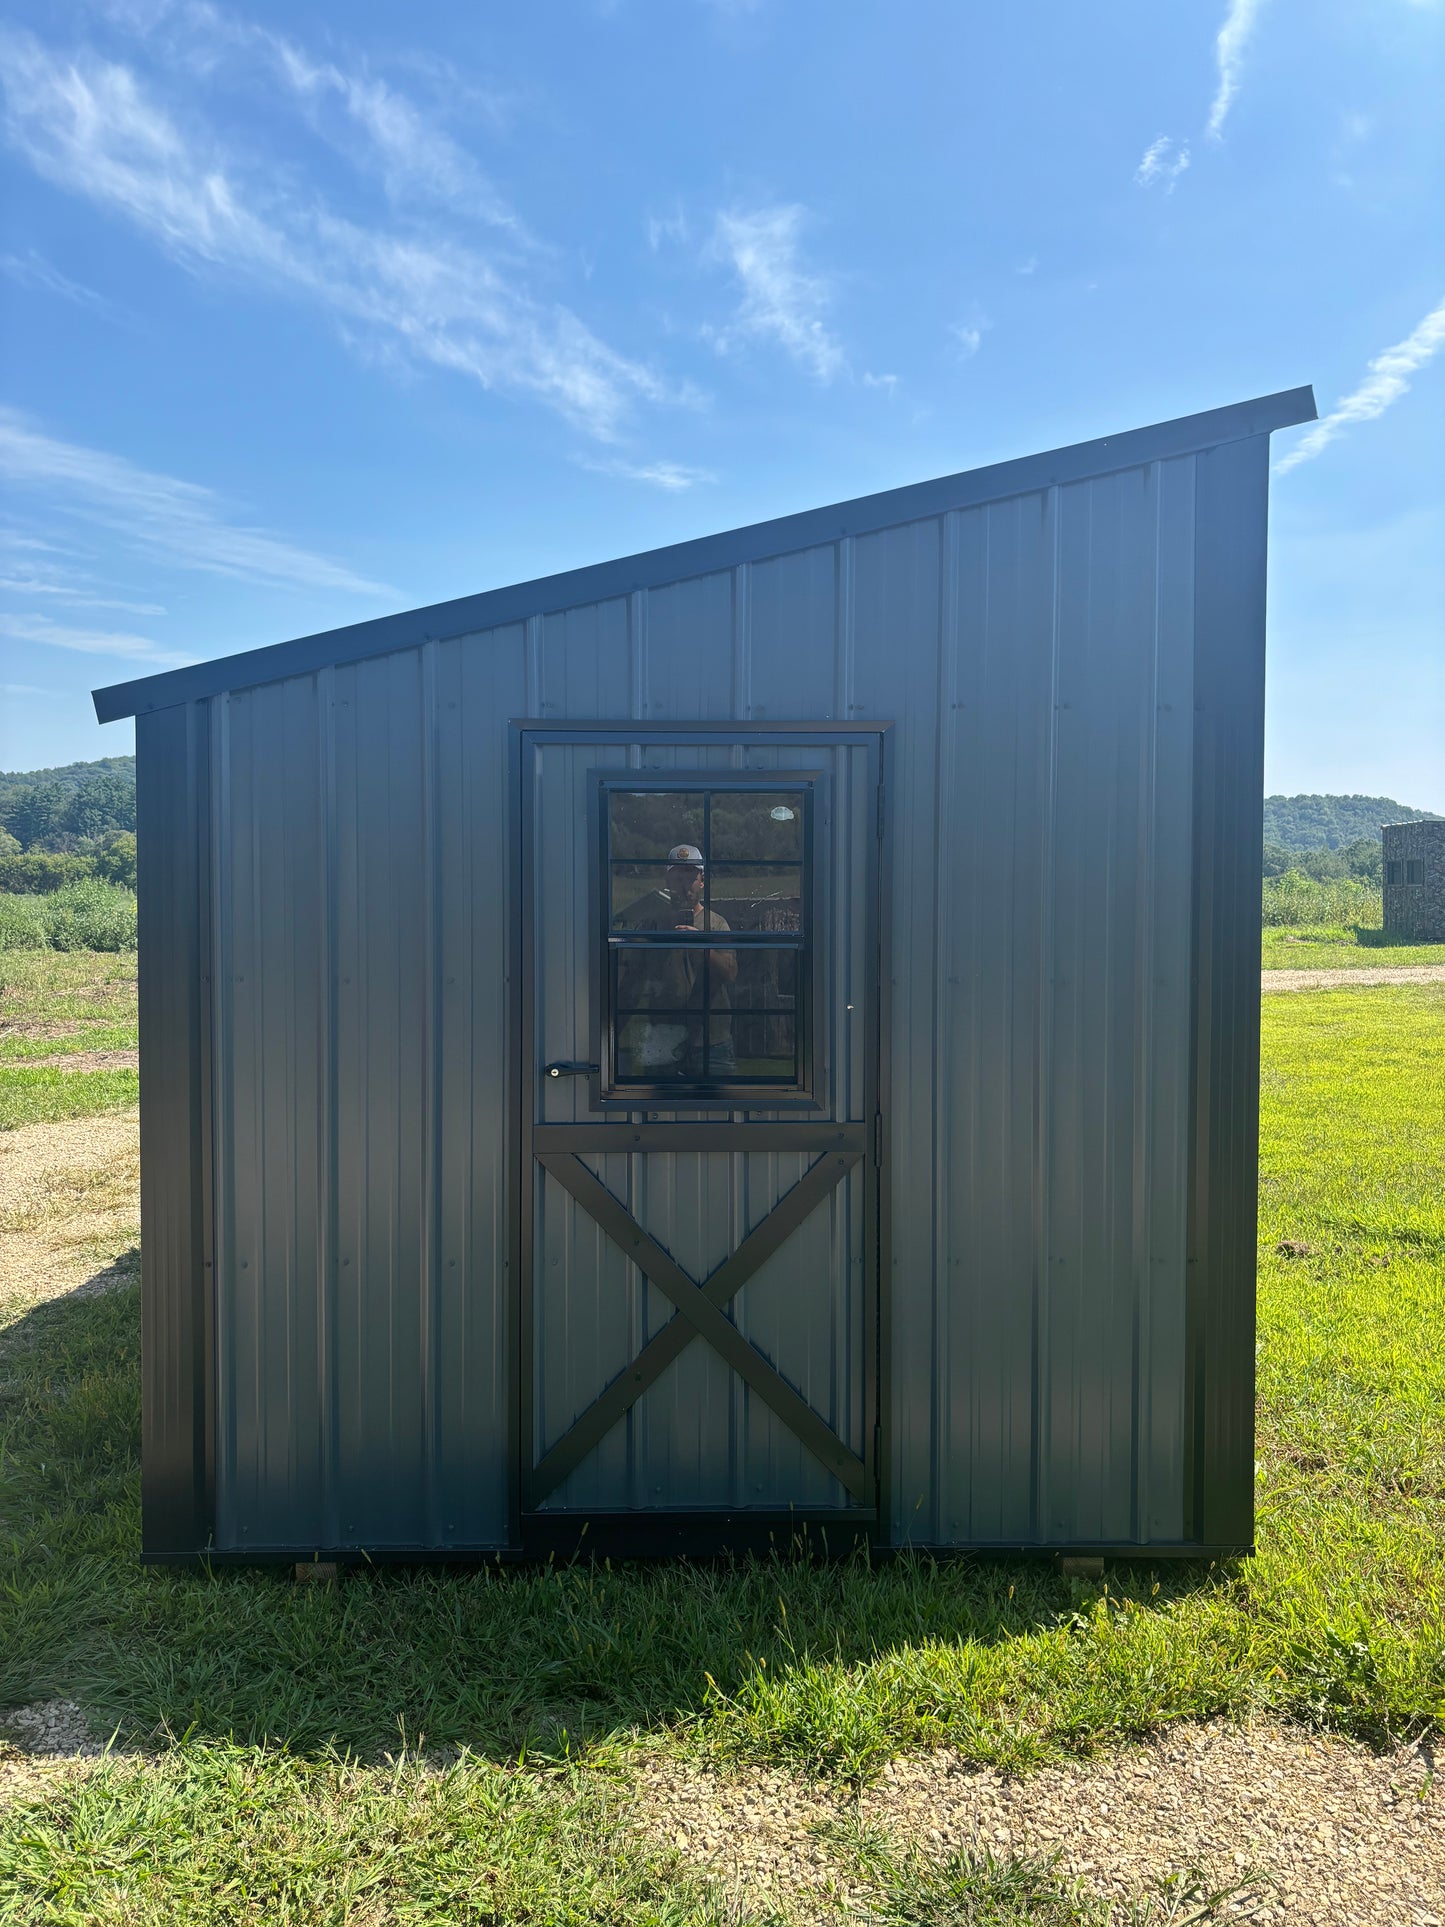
[0, 756, 137, 892]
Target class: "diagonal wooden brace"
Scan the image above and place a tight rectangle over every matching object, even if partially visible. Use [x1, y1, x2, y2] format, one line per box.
[532, 1151, 867, 1503]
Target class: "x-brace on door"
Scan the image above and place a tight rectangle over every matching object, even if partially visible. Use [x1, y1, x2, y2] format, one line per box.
[514, 723, 887, 1554]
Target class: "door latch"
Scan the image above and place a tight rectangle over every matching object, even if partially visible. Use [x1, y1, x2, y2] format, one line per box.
[545, 1060, 600, 1079]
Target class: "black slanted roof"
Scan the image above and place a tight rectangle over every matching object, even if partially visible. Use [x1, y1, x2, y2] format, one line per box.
[93, 386, 1315, 723]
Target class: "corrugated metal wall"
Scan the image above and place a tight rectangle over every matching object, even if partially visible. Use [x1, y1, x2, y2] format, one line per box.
[208, 448, 1210, 1551]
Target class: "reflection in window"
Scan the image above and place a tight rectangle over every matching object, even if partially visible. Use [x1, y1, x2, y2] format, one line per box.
[605, 787, 808, 1093]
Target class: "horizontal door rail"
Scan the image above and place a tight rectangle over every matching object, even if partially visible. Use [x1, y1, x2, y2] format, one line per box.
[533, 1123, 865, 1155]
[532, 1149, 866, 1503]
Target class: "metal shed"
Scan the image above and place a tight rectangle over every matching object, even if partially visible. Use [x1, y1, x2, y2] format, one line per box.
[94, 386, 1317, 1565]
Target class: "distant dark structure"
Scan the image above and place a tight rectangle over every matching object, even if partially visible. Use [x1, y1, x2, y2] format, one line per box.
[1383, 820, 1445, 941]
[93, 387, 1317, 1569]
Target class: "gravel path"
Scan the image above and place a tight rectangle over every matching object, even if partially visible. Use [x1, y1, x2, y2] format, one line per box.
[635, 1723, 1445, 1924]
[1263, 965, 1445, 992]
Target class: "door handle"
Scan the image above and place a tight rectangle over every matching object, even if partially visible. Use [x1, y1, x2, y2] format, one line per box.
[545, 1060, 600, 1079]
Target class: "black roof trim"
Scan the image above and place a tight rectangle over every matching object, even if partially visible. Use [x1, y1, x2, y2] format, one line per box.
[94, 386, 1315, 722]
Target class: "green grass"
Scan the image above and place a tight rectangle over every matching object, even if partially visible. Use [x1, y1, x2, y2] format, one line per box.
[0, 1066, 140, 1131]
[1262, 923, 1445, 968]
[0, 1747, 768, 1927]
[0, 984, 1441, 1920]
[0, 949, 138, 1129]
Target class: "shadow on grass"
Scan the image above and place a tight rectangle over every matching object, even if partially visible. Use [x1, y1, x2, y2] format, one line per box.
[1353, 925, 1425, 949]
[1, 1273, 1239, 1774]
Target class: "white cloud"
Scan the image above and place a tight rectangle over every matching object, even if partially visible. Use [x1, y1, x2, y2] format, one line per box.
[1135, 135, 1191, 191]
[1015, 255, 1038, 276]
[862, 372, 898, 396]
[707, 204, 846, 382]
[0, 409, 393, 596]
[577, 455, 716, 490]
[1208, 0, 1265, 139]
[0, 27, 685, 441]
[1275, 295, 1445, 473]
[0, 611, 194, 669]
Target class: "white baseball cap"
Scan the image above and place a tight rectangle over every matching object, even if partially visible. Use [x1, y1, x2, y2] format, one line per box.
[666, 844, 704, 866]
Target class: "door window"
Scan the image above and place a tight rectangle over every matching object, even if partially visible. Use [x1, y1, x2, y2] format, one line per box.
[602, 784, 811, 1098]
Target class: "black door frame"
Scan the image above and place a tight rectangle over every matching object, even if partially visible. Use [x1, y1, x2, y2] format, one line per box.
[509, 720, 891, 1557]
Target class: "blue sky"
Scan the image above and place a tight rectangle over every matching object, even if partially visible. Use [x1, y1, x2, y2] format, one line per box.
[1, 0, 1441, 806]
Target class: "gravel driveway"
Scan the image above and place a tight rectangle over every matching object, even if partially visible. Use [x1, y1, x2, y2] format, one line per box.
[636, 1723, 1445, 1923]
[1262, 965, 1445, 992]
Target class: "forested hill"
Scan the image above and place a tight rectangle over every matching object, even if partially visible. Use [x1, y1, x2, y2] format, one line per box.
[0, 755, 136, 851]
[1263, 794, 1440, 851]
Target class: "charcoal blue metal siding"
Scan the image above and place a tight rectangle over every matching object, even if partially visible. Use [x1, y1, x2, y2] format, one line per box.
[113, 388, 1314, 1558]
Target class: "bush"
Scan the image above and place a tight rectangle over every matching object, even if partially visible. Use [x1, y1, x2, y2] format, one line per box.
[0, 894, 48, 950]
[0, 881, 137, 952]
[1262, 872, 1382, 929]
[0, 851, 95, 894]
[94, 832, 138, 889]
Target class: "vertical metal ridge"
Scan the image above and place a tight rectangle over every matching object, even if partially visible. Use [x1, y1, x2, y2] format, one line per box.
[420, 641, 443, 1544]
[317, 666, 340, 1550]
[932, 510, 962, 1540]
[1131, 462, 1165, 1545]
[834, 536, 855, 718]
[731, 561, 752, 717]
[629, 589, 648, 719]
[1032, 483, 1062, 1545]
[210, 694, 233, 1543]
[1186, 435, 1268, 1551]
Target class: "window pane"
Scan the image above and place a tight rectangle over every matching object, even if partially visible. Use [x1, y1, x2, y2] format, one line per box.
[614, 943, 723, 1012]
[614, 1012, 706, 1082]
[708, 862, 803, 933]
[608, 790, 705, 860]
[708, 790, 806, 861]
[611, 863, 702, 929]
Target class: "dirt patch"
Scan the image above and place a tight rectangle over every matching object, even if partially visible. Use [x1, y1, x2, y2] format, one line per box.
[12, 1048, 139, 1072]
[1262, 966, 1445, 992]
[634, 1723, 1444, 1924]
[0, 1020, 85, 1043]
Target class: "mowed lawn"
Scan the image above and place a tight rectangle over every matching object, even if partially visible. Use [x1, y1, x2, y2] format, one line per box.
[0, 950, 138, 1132]
[0, 957, 1441, 1923]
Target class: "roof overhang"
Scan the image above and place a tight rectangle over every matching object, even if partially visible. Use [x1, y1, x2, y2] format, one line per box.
[93, 385, 1316, 724]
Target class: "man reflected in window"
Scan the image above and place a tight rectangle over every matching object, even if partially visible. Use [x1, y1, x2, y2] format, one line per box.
[614, 842, 737, 1079]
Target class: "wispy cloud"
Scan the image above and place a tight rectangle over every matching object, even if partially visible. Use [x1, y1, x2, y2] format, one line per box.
[1015, 255, 1038, 276]
[949, 302, 991, 361]
[706, 205, 846, 382]
[0, 611, 194, 669]
[577, 455, 716, 491]
[0, 26, 685, 441]
[1275, 295, 1445, 473]
[1208, 0, 1265, 138]
[0, 248, 118, 313]
[1135, 135, 1191, 191]
[646, 207, 690, 251]
[862, 371, 898, 397]
[0, 409, 393, 596]
[264, 36, 523, 232]
[0, 572, 166, 615]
